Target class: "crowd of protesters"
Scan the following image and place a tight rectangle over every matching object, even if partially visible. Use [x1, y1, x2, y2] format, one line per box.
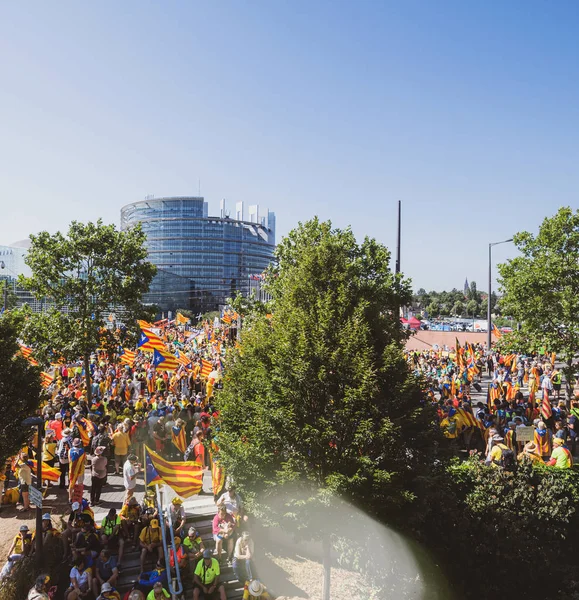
[2, 319, 272, 600]
[407, 342, 575, 469]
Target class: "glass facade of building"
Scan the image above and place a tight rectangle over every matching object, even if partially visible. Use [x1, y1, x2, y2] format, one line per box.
[120, 197, 276, 313]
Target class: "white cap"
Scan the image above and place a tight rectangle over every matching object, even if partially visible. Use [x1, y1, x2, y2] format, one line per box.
[71, 502, 80, 510]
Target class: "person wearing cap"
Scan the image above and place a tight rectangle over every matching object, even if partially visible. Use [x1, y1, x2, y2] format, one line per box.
[121, 497, 143, 547]
[123, 454, 139, 503]
[233, 531, 255, 583]
[16, 457, 32, 510]
[41, 513, 58, 544]
[183, 526, 205, 563]
[63, 502, 94, 559]
[547, 437, 573, 468]
[168, 496, 186, 536]
[27, 574, 51, 600]
[485, 435, 510, 468]
[100, 507, 125, 566]
[242, 579, 272, 600]
[49, 412, 64, 441]
[1, 525, 34, 579]
[139, 517, 164, 573]
[146, 581, 170, 600]
[193, 549, 226, 600]
[72, 519, 101, 562]
[95, 580, 121, 600]
[169, 536, 188, 572]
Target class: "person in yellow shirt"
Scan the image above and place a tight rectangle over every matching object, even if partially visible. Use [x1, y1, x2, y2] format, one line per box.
[139, 519, 163, 573]
[112, 426, 130, 475]
[243, 579, 272, 600]
[547, 438, 573, 468]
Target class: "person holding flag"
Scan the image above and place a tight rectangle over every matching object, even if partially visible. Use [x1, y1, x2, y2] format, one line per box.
[68, 439, 86, 503]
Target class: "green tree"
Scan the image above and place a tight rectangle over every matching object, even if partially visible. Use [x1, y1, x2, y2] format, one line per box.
[498, 207, 579, 398]
[217, 218, 439, 598]
[20, 220, 156, 402]
[465, 299, 479, 317]
[0, 312, 42, 466]
[450, 300, 465, 317]
[0, 279, 18, 311]
[426, 301, 440, 318]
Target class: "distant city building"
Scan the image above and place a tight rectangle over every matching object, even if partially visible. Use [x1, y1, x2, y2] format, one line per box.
[120, 196, 276, 313]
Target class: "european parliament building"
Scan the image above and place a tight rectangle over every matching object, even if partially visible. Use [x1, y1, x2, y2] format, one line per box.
[120, 197, 276, 314]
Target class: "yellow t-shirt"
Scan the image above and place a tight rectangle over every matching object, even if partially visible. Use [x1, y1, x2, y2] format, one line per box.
[139, 526, 161, 545]
[112, 431, 130, 455]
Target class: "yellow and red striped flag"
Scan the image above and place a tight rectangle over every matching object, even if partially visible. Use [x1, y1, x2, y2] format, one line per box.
[145, 447, 203, 498]
[40, 372, 54, 388]
[175, 351, 192, 369]
[152, 349, 179, 371]
[29, 460, 61, 482]
[119, 348, 136, 366]
[19, 344, 39, 367]
[137, 319, 154, 330]
[492, 324, 502, 339]
[68, 447, 86, 489]
[211, 453, 225, 498]
[541, 389, 552, 420]
[171, 426, 187, 454]
[138, 329, 166, 351]
[221, 313, 232, 325]
[200, 359, 213, 378]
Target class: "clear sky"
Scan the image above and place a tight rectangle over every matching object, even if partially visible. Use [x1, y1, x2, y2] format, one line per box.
[1, 1, 578, 291]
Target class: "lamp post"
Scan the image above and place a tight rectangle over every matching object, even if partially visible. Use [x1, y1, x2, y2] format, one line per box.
[22, 416, 44, 563]
[487, 239, 513, 351]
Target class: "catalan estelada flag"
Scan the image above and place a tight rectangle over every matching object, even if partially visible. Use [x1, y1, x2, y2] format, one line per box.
[175, 351, 192, 369]
[200, 359, 213, 378]
[492, 324, 502, 339]
[176, 312, 190, 325]
[68, 447, 86, 490]
[120, 348, 136, 366]
[75, 416, 96, 448]
[145, 447, 203, 498]
[152, 349, 179, 371]
[29, 460, 61, 482]
[19, 344, 39, 367]
[138, 329, 166, 351]
[40, 372, 54, 388]
[171, 426, 187, 454]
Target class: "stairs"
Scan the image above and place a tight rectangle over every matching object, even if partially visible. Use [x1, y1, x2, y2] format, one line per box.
[115, 499, 246, 599]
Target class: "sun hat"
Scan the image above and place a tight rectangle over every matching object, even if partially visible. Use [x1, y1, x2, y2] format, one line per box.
[101, 582, 113, 592]
[71, 502, 80, 511]
[248, 580, 265, 597]
[42, 513, 51, 520]
[20, 525, 29, 532]
[62, 428, 73, 436]
[72, 438, 82, 447]
[188, 527, 198, 536]
[94, 446, 105, 455]
[55, 413, 63, 419]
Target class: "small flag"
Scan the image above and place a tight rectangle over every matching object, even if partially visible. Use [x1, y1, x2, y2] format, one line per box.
[172, 426, 187, 454]
[19, 344, 39, 367]
[40, 372, 54, 388]
[176, 312, 190, 325]
[175, 351, 192, 369]
[541, 389, 552, 420]
[145, 447, 203, 498]
[492, 324, 502, 339]
[152, 349, 179, 371]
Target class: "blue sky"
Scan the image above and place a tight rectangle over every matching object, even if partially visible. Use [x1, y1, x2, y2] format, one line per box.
[1, 1, 578, 291]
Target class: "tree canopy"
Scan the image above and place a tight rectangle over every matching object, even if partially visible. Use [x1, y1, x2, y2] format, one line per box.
[19, 220, 156, 399]
[0, 312, 42, 465]
[497, 207, 579, 394]
[217, 218, 440, 553]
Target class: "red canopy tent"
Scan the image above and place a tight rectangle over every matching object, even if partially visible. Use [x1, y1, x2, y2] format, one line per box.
[407, 317, 421, 330]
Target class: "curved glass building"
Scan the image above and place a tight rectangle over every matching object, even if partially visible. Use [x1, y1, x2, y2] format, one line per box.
[120, 197, 276, 313]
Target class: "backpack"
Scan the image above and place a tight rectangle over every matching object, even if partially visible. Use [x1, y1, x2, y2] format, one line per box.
[499, 445, 516, 470]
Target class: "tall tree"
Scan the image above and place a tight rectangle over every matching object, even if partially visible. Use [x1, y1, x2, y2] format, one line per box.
[217, 218, 439, 598]
[498, 207, 579, 398]
[20, 220, 156, 401]
[0, 312, 42, 465]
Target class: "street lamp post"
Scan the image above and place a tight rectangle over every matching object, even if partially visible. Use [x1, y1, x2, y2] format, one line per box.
[487, 239, 513, 351]
[22, 416, 44, 564]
